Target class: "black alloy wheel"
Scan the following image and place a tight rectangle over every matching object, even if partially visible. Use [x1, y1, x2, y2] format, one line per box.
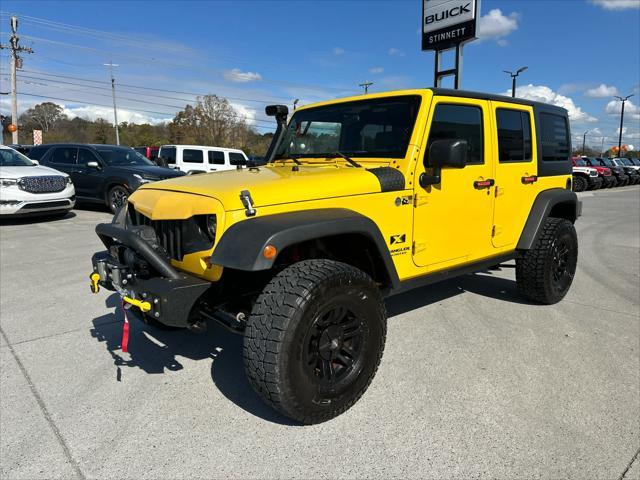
[108, 185, 129, 213]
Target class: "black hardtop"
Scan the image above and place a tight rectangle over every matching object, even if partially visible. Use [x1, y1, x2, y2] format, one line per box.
[429, 88, 569, 117]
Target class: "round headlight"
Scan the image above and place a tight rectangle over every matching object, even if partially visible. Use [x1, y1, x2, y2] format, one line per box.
[206, 214, 217, 241]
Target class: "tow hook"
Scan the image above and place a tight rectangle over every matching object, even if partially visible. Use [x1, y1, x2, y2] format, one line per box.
[123, 296, 151, 313]
[90, 273, 101, 294]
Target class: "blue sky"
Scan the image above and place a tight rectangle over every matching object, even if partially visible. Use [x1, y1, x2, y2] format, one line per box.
[1, 0, 639, 150]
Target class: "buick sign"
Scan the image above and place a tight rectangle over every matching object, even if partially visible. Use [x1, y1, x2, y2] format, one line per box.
[422, 0, 479, 51]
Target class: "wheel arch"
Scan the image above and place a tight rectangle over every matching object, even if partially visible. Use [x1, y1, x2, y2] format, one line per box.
[210, 209, 400, 289]
[517, 188, 581, 251]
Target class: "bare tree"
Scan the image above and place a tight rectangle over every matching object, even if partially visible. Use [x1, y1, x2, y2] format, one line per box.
[20, 102, 66, 132]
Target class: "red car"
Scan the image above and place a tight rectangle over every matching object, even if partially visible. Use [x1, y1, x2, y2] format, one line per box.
[573, 156, 614, 188]
[134, 146, 160, 164]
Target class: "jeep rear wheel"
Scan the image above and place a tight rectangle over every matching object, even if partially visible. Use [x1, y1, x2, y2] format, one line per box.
[516, 217, 578, 305]
[572, 176, 587, 192]
[243, 259, 386, 424]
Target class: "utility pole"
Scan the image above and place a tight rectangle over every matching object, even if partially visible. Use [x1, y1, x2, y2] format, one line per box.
[104, 61, 120, 145]
[614, 94, 633, 158]
[359, 81, 373, 94]
[582, 131, 589, 155]
[0, 16, 34, 144]
[503, 66, 528, 98]
[600, 136, 606, 157]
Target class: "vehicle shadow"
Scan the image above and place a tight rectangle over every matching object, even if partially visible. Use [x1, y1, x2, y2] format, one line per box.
[89, 293, 296, 425]
[89, 269, 530, 425]
[0, 210, 76, 226]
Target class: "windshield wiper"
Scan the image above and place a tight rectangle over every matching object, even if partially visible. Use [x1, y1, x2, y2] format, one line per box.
[273, 154, 301, 165]
[331, 151, 361, 168]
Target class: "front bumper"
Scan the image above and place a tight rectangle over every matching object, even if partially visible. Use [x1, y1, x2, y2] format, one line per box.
[91, 222, 211, 328]
[0, 184, 76, 215]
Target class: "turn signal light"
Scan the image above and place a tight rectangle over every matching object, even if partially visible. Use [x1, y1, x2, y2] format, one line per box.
[263, 244, 277, 259]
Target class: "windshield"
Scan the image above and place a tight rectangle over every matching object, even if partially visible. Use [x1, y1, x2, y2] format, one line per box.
[574, 159, 586, 166]
[274, 95, 421, 161]
[97, 147, 154, 166]
[600, 158, 614, 167]
[0, 148, 36, 167]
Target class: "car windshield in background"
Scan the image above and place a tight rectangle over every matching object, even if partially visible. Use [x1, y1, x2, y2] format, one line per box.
[575, 159, 587, 166]
[0, 148, 36, 167]
[274, 95, 421, 160]
[97, 148, 154, 166]
[601, 159, 614, 167]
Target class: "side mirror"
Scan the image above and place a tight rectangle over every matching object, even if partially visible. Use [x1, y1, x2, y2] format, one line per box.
[87, 161, 101, 170]
[31, 160, 39, 165]
[420, 139, 468, 187]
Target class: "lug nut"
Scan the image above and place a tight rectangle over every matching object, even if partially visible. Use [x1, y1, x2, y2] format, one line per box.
[142, 293, 147, 298]
[153, 298, 158, 304]
[154, 312, 160, 318]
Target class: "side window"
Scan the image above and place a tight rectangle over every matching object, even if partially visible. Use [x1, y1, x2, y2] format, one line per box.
[496, 109, 532, 162]
[182, 149, 203, 163]
[208, 151, 225, 165]
[77, 149, 99, 166]
[427, 104, 484, 165]
[229, 152, 246, 166]
[50, 147, 78, 165]
[540, 113, 570, 162]
[159, 147, 176, 164]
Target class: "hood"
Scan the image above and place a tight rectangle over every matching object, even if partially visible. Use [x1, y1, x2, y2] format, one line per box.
[110, 165, 185, 179]
[0, 164, 69, 179]
[136, 163, 387, 211]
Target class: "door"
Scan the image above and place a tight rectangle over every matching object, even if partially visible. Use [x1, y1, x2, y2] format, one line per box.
[208, 150, 225, 171]
[77, 148, 106, 200]
[490, 102, 537, 248]
[46, 146, 80, 187]
[412, 98, 495, 269]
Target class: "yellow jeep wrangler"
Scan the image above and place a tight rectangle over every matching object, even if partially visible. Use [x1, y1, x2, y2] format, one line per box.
[90, 88, 580, 424]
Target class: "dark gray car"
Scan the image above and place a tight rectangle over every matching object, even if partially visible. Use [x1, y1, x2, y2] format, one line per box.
[39, 144, 185, 212]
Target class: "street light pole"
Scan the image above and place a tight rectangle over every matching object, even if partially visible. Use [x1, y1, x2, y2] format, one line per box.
[104, 61, 120, 145]
[582, 131, 589, 155]
[614, 94, 633, 158]
[503, 66, 528, 97]
[359, 81, 373, 94]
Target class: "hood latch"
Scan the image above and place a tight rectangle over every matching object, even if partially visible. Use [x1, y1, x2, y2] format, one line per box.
[240, 190, 257, 217]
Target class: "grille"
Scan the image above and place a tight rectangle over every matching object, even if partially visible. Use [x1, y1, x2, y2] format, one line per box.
[129, 208, 184, 261]
[21, 200, 71, 210]
[19, 176, 67, 193]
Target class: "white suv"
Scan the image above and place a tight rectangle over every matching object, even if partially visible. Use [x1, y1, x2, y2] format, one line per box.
[0, 145, 75, 216]
[157, 145, 248, 174]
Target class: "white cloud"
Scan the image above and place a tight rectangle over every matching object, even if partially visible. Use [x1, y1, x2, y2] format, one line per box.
[369, 67, 384, 74]
[230, 103, 257, 126]
[478, 9, 519, 44]
[62, 105, 169, 125]
[617, 127, 640, 139]
[590, 0, 640, 10]
[223, 68, 262, 83]
[504, 84, 598, 123]
[388, 48, 405, 57]
[333, 47, 346, 55]
[585, 84, 619, 98]
[606, 99, 640, 119]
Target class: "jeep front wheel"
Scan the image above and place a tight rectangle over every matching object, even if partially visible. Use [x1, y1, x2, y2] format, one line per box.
[516, 217, 578, 305]
[243, 259, 386, 424]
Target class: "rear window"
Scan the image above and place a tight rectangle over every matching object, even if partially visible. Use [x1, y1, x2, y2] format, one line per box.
[540, 113, 570, 162]
[496, 109, 532, 162]
[208, 151, 225, 165]
[159, 147, 176, 163]
[50, 147, 78, 164]
[229, 152, 246, 166]
[27, 145, 52, 160]
[183, 149, 204, 163]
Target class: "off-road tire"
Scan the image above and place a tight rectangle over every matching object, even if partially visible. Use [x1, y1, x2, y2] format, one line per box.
[243, 259, 387, 424]
[516, 217, 578, 305]
[572, 176, 587, 192]
[107, 185, 129, 214]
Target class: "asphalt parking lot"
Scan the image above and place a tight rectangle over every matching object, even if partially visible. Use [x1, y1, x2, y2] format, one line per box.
[1, 187, 639, 480]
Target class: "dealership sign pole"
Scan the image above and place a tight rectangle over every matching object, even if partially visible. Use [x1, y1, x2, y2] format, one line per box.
[422, 0, 480, 89]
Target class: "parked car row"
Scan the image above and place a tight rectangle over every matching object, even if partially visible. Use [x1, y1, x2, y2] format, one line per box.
[572, 156, 640, 192]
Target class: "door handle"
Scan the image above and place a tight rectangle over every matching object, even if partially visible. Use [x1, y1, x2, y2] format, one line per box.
[521, 175, 538, 184]
[474, 179, 495, 189]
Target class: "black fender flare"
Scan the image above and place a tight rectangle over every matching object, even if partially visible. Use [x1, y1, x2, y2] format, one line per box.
[517, 188, 581, 251]
[210, 208, 400, 288]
